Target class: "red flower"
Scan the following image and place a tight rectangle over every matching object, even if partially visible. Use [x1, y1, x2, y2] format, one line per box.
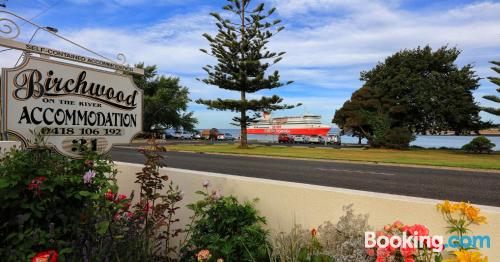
[311, 228, 317, 237]
[366, 248, 375, 257]
[32, 250, 58, 262]
[116, 194, 127, 202]
[28, 176, 46, 195]
[105, 189, 115, 201]
[84, 160, 94, 168]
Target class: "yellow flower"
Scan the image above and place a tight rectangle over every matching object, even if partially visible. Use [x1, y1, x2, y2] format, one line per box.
[437, 200, 457, 213]
[463, 205, 487, 224]
[446, 250, 488, 262]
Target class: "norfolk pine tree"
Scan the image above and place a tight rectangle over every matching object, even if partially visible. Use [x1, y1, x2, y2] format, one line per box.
[196, 0, 299, 148]
[482, 61, 500, 116]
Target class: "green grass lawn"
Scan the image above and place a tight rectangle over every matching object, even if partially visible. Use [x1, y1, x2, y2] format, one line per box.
[164, 144, 500, 170]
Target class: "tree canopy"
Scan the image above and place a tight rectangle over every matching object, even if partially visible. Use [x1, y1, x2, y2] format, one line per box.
[334, 45, 484, 148]
[482, 61, 500, 117]
[196, 0, 299, 148]
[133, 64, 197, 134]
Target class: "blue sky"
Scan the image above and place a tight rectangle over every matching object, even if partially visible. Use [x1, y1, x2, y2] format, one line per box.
[1, 0, 499, 128]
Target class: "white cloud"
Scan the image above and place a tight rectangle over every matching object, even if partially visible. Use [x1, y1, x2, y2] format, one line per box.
[2, 0, 498, 127]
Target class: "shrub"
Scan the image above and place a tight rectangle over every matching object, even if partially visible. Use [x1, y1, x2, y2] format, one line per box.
[370, 127, 415, 149]
[181, 183, 270, 261]
[0, 146, 117, 261]
[318, 205, 372, 261]
[462, 136, 495, 154]
[271, 205, 371, 262]
[0, 139, 183, 261]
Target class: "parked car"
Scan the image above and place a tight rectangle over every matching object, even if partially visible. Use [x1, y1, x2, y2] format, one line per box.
[326, 134, 341, 145]
[309, 135, 325, 144]
[293, 135, 309, 144]
[201, 128, 219, 140]
[192, 133, 202, 140]
[217, 133, 235, 141]
[164, 131, 174, 139]
[278, 134, 294, 143]
[173, 131, 192, 140]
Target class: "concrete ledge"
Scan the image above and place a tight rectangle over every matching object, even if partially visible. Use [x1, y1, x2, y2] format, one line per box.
[115, 161, 500, 258]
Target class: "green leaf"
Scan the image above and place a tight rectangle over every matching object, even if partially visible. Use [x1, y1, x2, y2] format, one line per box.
[79, 191, 91, 196]
[0, 178, 10, 189]
[95, 221, 110, 235]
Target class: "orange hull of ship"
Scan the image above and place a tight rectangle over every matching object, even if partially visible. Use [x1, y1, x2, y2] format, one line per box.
[247, 127, 330, 136]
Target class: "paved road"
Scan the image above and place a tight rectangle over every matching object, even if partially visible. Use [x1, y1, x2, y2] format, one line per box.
[110, 147, 500, 207]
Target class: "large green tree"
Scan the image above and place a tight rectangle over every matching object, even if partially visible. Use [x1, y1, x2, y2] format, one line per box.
[133, 64, 197, 135]
[482, 61, 500, 116]
[196, 0, 299, 148]
[334, 46, 484, 148]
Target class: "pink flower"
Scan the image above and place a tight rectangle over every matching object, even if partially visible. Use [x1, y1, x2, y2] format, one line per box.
[114, 213, 121, 221]
[143, 201, 153, 212]
[407, 224, 429, 237]
[196, 249, 211, 261]
[211, 189, 222, 201]
[400, 246, 416, 258]
[376, 247, 390, 258]
[83, 170, 96, 184]
[392, 220, 404, 229]
[125, 211, 133, 219]
[203, 180, 210, 188]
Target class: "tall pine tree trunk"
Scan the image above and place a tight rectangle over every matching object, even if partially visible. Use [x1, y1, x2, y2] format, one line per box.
[240, 90, 248, 148]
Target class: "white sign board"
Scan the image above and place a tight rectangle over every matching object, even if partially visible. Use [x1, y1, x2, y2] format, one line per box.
[1, 56, 143, 158]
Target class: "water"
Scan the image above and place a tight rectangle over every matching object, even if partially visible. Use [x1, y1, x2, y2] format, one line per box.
[190, 128, 500, 151]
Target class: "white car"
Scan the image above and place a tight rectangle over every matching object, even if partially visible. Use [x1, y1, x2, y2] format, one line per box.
[326, 134, 341, 145]
[217, 133, 235, 141]
[293, 135, 309, 143]
[173, 131, 192, 140]
[308, 135, 324, 144]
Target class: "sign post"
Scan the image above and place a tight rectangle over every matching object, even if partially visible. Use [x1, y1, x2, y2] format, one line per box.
[0, 11, 144, 158]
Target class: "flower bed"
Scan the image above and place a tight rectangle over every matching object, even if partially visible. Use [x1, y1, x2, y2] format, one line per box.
[0, 140, 493, 261]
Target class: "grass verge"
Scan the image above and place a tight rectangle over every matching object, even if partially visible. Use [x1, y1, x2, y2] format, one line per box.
[164, 144, 500, 170]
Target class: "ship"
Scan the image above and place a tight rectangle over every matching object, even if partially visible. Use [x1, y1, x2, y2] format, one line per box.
[247, 112, 331, 136]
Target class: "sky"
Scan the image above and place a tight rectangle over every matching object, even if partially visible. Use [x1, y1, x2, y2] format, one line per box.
[0, 0, 499, 129]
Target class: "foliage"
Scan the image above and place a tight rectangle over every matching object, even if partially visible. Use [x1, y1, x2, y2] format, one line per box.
[133, 139, 184, 260]
[437, 200, 488, 262]
[196, 0, 299, 148]
[481, 60, 500, 117]
[133, 63, 197, 134]
[318, 205, 372, 261]
[181, 182, 270, 261]
[461, 136, 495, 154]
[271, 205, 371, 262]
[0, 138, 183, 261]
[0, 144, 118, 261]
[334, 45, 484, 148]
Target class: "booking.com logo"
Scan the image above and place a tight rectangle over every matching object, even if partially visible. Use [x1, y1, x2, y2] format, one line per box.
[365, 231, 491, 252]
